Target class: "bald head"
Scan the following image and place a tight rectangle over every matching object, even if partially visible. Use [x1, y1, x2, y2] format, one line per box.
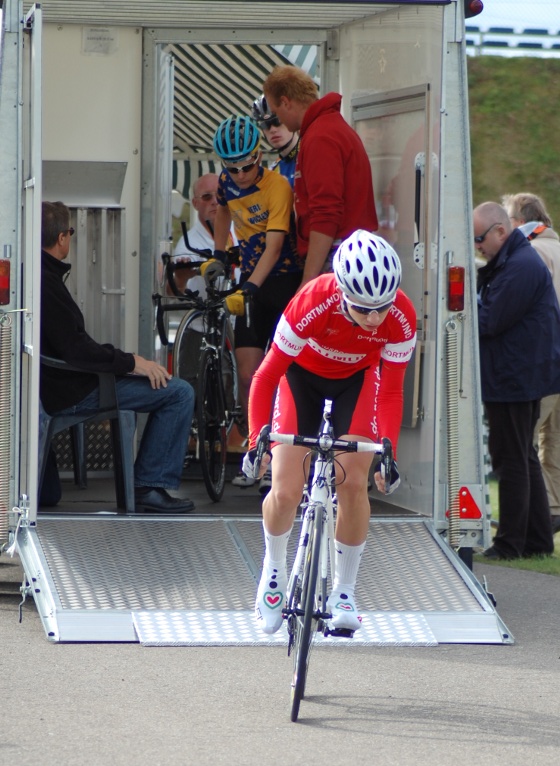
[473, 202, 512, 262]
[191, 173, 219, 230]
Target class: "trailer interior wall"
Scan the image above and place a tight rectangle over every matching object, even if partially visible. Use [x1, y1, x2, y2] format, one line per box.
[42, 24, 142, 353]
[337, 3, 488, 549]
[338, 5, 444, 518]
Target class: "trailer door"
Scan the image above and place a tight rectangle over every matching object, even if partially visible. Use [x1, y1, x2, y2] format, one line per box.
[19, 2, 43, 526]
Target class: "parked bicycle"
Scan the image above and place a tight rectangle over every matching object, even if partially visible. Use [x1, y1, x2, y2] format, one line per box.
[254, 399, 392, 722]
[153, 240, 242, 501]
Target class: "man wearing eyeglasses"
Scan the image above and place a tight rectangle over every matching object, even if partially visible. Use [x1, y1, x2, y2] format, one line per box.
[172, 173, 228, 295]
[475, 201, 560, 560]
[263, 65, 378, 287]
[40, 201, 196, 514]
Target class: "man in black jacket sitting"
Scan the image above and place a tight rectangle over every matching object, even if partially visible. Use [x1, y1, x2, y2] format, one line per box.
[41, 200, 195, 513]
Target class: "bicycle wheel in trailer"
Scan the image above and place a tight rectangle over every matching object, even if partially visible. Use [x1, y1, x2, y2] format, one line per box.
[290, 506, 323, 722]
[172, 309, 205, 388]
[196, 346, 227, 501]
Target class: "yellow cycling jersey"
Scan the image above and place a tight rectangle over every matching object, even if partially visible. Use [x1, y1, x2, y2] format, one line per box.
[217, 166, 301, 276]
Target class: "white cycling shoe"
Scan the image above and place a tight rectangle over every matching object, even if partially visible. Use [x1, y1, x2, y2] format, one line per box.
[327, 588, 361, 632]
[232, 471, 256, 488]
[255, 563, 287, 634]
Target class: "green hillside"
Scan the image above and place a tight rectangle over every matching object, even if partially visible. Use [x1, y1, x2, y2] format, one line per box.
[468, 56, 560, 228]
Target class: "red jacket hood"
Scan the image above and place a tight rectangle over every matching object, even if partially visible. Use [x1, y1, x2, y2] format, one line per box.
[301, 92, 342, 136]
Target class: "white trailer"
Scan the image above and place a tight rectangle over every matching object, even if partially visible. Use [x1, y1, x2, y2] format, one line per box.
[0, 0, 512, 644]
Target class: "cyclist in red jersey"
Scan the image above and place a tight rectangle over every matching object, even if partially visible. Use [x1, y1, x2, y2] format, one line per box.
[243, 230, 417, 634]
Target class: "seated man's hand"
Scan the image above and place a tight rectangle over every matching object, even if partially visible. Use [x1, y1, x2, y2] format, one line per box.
[133, 355, 172, 390]
[373, 458, 400, 495]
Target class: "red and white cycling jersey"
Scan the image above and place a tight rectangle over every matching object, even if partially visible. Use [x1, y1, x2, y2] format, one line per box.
[249, 273, 417, 448]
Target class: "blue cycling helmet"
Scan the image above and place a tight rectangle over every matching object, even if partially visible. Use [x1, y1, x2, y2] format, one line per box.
[213, 115, 260, 162]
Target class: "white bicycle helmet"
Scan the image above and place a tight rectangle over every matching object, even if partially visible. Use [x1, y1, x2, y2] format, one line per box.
[213, 115, 260, 163]
[333, 230, 401, 307]
[251, 94, 275, 125]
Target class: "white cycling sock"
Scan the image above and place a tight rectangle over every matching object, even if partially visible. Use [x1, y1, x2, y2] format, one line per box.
[332, 540, 366, 592]
[262, 521, 291, 566]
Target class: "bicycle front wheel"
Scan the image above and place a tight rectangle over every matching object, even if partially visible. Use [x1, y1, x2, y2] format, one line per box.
[196, 347, 227, 501]
[290, 505, 323, 722]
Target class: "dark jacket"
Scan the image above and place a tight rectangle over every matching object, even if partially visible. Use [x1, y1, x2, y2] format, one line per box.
[477, 228, 560, 402]
[40, 250, 135, 414]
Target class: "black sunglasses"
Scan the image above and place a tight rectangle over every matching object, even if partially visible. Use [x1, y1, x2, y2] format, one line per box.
[348, 299, 393, 316]
[196, 192, 218, 202]
[62, 227, 75, 237]
[474, 222, 499, 244]
[225, 155, 259, 175]
[261, 117, 281, 129]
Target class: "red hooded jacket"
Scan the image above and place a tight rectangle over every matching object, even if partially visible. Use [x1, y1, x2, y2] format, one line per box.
[294, 92, 378, 256]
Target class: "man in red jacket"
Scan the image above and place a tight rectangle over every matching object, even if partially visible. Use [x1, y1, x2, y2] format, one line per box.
[263, 65, 378, 288]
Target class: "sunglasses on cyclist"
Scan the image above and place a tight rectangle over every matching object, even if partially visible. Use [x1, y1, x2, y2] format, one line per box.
[224, 155, 259, 175]
[347, 299, 393, 316]
[261, 117, 282, 129]
[474, 222, 500, 244]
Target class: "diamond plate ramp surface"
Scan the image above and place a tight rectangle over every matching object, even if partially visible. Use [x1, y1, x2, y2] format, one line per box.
[133, 610, 438, 646]
[22, 515, 509, 644]
[37, 517, 257, 610]
[233, 518, 482, 612]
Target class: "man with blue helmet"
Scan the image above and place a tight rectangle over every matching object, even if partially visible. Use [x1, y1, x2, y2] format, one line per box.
[212, 114, 303, 491]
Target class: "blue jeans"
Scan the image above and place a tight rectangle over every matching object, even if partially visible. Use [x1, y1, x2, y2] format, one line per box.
[55, 376, 194, 490]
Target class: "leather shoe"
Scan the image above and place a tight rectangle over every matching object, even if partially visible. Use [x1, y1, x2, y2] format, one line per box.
[551, 516, 560, 535]
[134, 487, 194, 514]
[482, 545, 515, 561]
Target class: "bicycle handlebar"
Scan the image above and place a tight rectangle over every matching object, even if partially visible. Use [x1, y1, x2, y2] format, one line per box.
[268, 431, 394, 493]
[270, 432, 387, 455]
[180, 223, 213, 261]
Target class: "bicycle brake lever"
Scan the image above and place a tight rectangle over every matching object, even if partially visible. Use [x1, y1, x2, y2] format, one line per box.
[382, 437, 393, 494]
[245, 297, 251, 328]
[254, 424, 271, 475]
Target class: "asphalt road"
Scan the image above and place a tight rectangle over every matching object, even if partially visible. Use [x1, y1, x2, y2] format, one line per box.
[1, 480, 559, 766]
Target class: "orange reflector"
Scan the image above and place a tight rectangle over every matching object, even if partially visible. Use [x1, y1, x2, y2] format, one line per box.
[448, 265, 465, 311]
[0, 260, 10, 305]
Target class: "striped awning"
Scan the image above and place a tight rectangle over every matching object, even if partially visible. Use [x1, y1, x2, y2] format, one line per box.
[171, 42, 301, 155]
[171, 42, 318, 198]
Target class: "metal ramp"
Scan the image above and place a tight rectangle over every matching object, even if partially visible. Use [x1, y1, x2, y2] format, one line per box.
[16, 515, 513, 645]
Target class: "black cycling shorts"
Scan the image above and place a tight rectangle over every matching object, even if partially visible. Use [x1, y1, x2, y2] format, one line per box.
[234, 271, 301, 351]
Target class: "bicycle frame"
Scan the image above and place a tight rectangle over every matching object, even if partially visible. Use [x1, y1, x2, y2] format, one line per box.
[152, 253, 240, 501]
[284, 401, 337, 616]
[265, 399, 389, 721]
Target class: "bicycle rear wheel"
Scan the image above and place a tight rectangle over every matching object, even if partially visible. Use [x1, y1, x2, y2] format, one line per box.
[290, 506, 323, 722]
[196, 347, 227, 501]
[172, 309, 204, 388]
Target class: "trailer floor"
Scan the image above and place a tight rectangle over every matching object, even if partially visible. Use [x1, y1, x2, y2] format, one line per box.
[15, 475, 511, 645]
